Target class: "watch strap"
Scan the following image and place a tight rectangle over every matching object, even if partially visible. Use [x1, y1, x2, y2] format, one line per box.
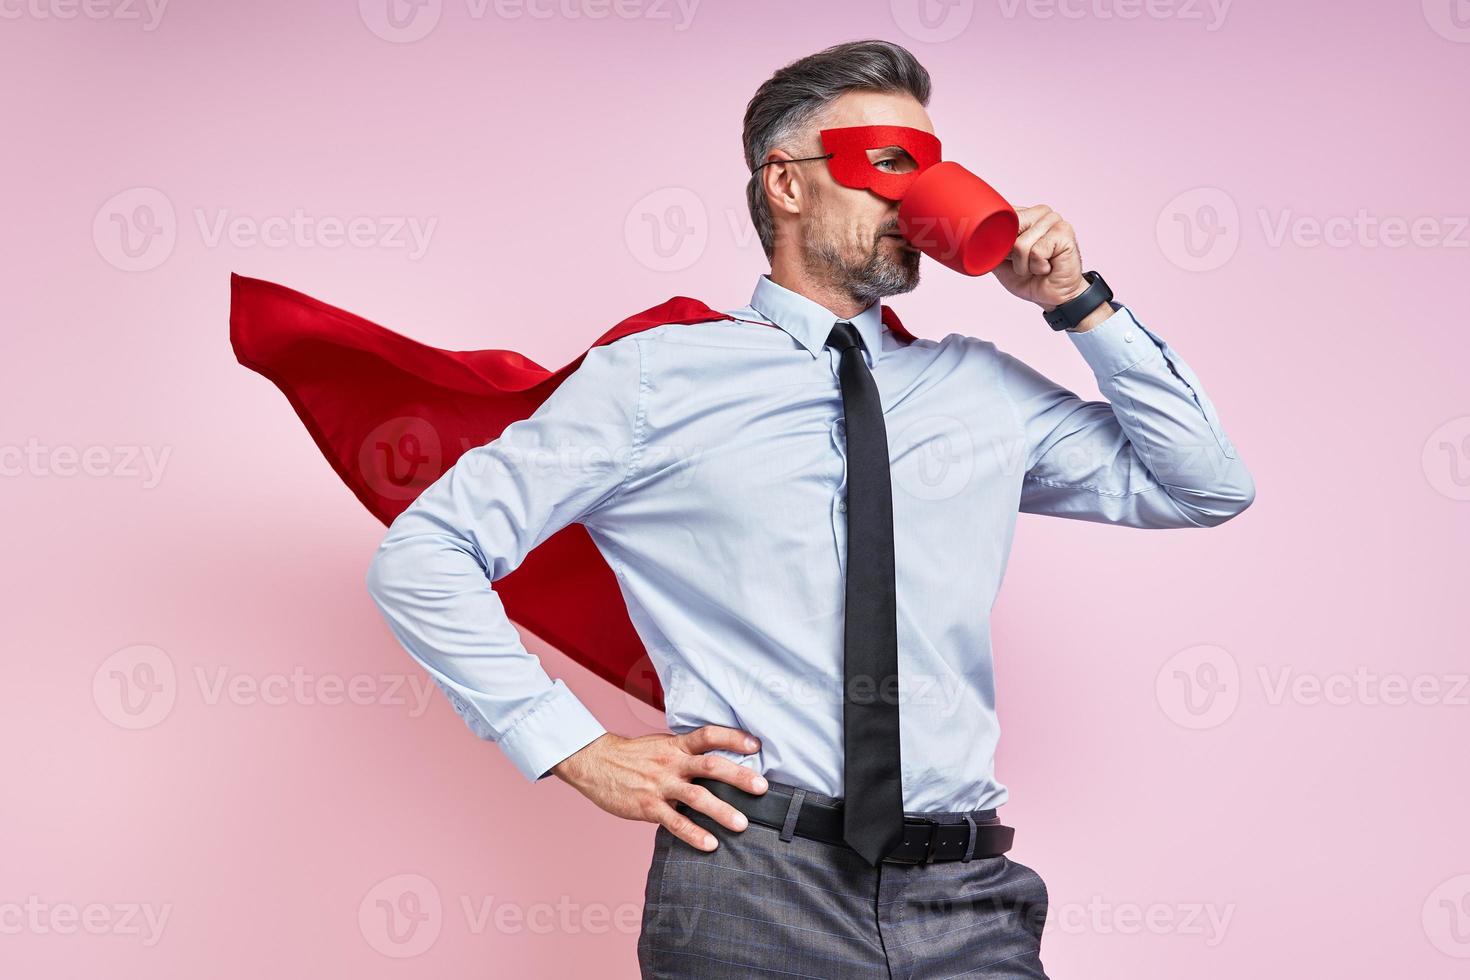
[1044, 271, 1113, 331]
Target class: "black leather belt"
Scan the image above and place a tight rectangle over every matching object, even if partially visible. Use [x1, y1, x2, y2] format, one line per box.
[687, 778, 1015, 865]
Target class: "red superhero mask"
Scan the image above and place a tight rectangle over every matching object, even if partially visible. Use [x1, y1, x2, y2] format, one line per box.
[817, 125, 942, 201]
[751, 123, 1018, 277]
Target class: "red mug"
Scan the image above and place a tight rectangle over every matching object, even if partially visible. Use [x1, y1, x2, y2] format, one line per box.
[897, 162, 1019, 276]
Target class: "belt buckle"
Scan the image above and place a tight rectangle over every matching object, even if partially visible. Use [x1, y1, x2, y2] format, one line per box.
[886, 816, 945, 865]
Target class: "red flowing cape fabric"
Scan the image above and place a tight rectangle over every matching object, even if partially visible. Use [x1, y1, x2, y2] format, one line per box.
[228, 273, 915, 709]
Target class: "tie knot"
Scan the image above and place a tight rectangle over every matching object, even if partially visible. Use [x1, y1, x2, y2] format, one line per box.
[825, 320, 864, 355]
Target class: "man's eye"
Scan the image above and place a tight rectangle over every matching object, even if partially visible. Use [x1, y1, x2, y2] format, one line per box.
[871, 155, 917, 174]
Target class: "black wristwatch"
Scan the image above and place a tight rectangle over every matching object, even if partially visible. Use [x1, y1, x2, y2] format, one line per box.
[1043, 271, 1114, 331]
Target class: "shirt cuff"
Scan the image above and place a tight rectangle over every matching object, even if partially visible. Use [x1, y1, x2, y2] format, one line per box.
[496, 679, 608, 782]
[1064, 304, 1158, 379]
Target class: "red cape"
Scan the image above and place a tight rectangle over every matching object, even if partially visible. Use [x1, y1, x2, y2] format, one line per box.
[228, 273, 916, 710]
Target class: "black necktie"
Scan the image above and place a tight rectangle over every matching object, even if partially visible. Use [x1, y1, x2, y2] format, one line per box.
[825, 320, 904, 867]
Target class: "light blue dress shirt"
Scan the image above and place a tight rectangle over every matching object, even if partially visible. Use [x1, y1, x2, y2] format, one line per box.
[366, 274, 1254, 813]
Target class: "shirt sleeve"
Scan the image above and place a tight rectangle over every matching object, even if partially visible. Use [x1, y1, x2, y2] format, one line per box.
[364, 335, 646, 781]
[993, 304, 1255, 528]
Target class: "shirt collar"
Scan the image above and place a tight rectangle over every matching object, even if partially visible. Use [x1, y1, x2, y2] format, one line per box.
[747, 275, 885, 368]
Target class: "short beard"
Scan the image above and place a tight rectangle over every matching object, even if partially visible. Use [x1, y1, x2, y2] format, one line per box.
[801, 200, 921, 307]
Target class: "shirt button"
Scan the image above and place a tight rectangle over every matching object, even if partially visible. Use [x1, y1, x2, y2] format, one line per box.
[838, 500, 847, 512]
[1124, 330, 1135, 343]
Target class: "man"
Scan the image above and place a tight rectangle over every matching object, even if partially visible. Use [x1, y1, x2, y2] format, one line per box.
[365, 39, 1254, 979]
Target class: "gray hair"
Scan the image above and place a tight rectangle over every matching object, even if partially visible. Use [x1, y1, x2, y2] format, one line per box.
[742, 40, 932, 261]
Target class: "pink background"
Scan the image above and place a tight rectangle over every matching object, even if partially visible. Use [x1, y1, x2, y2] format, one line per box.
[4, 1, 1468, 976]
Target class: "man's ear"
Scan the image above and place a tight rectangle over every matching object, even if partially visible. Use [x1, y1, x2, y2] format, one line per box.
[761, 153, 804, 217]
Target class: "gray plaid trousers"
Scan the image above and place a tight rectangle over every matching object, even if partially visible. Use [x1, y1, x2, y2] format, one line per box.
[637, 780, 1049, 979]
